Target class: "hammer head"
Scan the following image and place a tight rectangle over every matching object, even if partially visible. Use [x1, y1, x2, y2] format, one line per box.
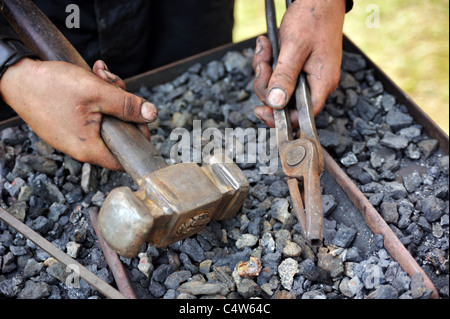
[98, 157, 249, 258]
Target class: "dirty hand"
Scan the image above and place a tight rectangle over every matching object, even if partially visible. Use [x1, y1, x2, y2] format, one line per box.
[0, 58, 157, 170]
[252, 0, 346, 127]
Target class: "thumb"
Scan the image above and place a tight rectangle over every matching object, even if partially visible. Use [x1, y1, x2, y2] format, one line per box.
[98, 85, 158, 124]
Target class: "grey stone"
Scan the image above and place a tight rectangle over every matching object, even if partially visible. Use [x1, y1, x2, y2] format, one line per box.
[261, 232, 275, 253]
[322, 194, 337, 217]
[298, 258, 332, 285]
[355, 98, 378, 121]
[237, 278, 260, 298]
[1, 251, 16, 273]
[81, 163, 98, 194]
[268, 180, 289, 198]
[282, 241, 302, 258]
[278, 258, 299, 290]
[0, 275, 24, 297]
[340, 72, 359, 89]
[9, 245, 27, 256]
[341, 152, 358, 167]
[271, 198, 293, 225]
[353, 117, 377, 135]
[383, 182, 407, 199]
[223, 51, 252, 77]
[398, 125, 421, 139]
[369, 193, 384, 207]
[402, 170, 423, 193]
[410, 273, 427, 299]
[23, 259, 44, 279]
[64, 156, 82, 175]
[152, 264, 173, 283]
[18, 185, 34, 202]
[421, 196, 446, 222]
[362, 264, 385, 289]
[332, 224, 357, 248]
[203, 60, 225, 83]
[380, 201, 399, 224]
[16, 154, 58, 176]
[29, 216, 53, 234]
[177, 281, 229, 296]
[235, 234, 258, 250]
[301, 289, 326, 299]
[385, 110, 413, 132]
[48, 202, 68, 222]
[4, 177, 25, 197]
[405, 223, 423, 245]
[17, 280, 51, 299]
[381, 93, 396, 112]
[164, 270, 192, 290]
[6, 202, 27, 222]
[362, 81, 384, 98]
[372, 284, 399, 299]
[380, 132, 409, 150]
[180, 238, 205, 263]
[370, 147, 396, 169]
[346, 247, 363, 262]
[250, 184, 268, 202]
[43, 181, 66, 204]
[405, 144, 421, 160]
[317, 251, 344, 278]
[438, 155, 449, 175]
[149, 280, 166, 298]
[342, 52, 367, 72]
[348, 276, 364, 297]
[417, 139, 439, 158]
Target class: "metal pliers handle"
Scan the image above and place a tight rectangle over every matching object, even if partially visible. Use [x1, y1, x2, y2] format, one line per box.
[264, 0, 324, 246]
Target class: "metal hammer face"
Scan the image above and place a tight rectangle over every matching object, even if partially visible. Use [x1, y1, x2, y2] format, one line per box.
[98, 159, 249, 258]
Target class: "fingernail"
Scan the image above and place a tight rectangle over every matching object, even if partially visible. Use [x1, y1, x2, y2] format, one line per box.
[255, 38, 263, 55]
[255, 63, 261, 77]
[254, 110, 264, 121]
[267, 88, 287, 108]
[103, 70, 117, 82]
[141, 102, 157, 121]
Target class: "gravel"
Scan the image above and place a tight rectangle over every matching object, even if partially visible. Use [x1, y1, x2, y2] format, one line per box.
[0, 47, 448, 299]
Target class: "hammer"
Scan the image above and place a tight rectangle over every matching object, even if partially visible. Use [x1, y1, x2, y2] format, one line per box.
[1, 0, 249, 257]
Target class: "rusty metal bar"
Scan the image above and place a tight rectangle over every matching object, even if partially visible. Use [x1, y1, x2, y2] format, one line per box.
[88, 207, 138, 299]
[0, 207, 127, 299]
[0, 0, 89, 68]
[322, 149, 439, 299]
[0, 0, 168, 182]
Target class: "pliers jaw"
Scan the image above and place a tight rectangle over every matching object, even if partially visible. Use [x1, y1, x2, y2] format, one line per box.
[280, 137, 324, 247]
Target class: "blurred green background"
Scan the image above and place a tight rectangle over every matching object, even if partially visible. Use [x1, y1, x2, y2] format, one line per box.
[233, 0, 449, 135]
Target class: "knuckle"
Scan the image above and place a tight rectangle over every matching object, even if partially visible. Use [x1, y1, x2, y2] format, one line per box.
[122, 94, 137, 119]
[273, 70, 298, 87]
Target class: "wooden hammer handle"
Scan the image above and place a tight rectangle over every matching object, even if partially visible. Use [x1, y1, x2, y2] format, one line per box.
[0, 0, 167, 183]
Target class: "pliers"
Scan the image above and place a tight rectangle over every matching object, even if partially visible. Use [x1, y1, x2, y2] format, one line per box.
[264, 0, 324, 246]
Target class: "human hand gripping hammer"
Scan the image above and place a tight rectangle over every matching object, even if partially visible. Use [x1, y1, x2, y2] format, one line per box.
[1, 0, 249, 257]
[264, 0, 324, 246]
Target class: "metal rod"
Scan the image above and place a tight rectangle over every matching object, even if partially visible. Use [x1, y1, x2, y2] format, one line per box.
[0, 207, 127, 299]
[88, 207, 138, 299]
[322, 149, 439, 299]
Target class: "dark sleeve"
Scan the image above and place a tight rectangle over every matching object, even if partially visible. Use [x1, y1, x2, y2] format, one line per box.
[346, 0, 354, 13]
[0, 19, 38, 78]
